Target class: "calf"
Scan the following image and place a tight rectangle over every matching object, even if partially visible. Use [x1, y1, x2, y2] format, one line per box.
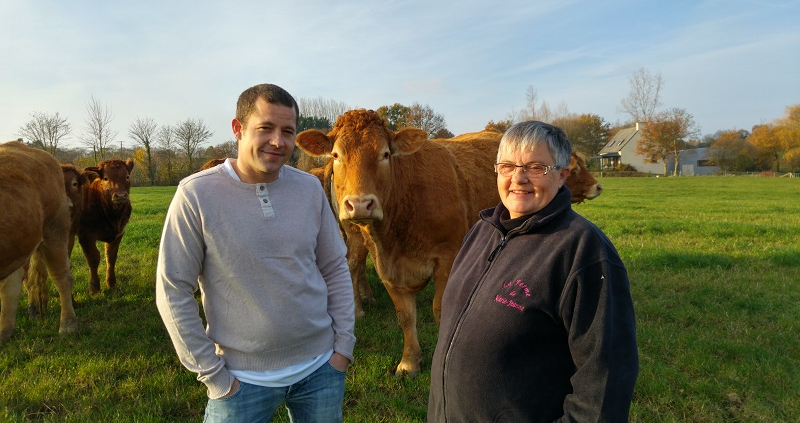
[77, 158, 134, 295]
[0, 142, 77, 342]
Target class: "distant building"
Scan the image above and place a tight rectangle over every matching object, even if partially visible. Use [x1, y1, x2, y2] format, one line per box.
[597, 123, 719, 175]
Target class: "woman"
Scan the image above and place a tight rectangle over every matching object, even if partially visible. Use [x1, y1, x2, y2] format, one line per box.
[428, 121, 639, 422]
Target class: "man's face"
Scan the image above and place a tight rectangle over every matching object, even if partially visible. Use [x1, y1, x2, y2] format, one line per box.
[232, 98, 296, 183]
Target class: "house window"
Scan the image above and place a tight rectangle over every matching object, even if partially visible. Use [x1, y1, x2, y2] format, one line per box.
[698, 160, 715, 167]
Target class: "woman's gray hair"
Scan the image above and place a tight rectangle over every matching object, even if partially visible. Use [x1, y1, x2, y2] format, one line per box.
[497, 121, 572, 169]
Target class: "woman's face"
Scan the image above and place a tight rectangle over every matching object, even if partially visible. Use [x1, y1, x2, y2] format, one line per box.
[496, 143, 570, 219]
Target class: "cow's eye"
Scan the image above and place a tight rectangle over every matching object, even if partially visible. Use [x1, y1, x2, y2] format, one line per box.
[332, 152, 340, 161]
[382, 151, 390, 160]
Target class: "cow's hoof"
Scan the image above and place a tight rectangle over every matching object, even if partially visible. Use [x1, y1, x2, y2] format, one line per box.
[394, 363, 421, 378]
[58, 320, 78, 335]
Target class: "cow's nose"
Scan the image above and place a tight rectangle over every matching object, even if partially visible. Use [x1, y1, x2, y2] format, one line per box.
[596, 184, 603, 193]
[345, 198, 375, 215]
[112, 192, 129, 201]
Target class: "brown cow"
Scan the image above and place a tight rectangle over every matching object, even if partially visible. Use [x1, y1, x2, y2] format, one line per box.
[26, 164, 95, 317]
[0, 142, 77, 342]
[196, 158, 227, 173]
[308, 133, 602, 322]
[61, 164, 96, 254]
[297, 110, 501, 376]
[309, 159, 376, 319]
[77, 158, 134, 295]
[567, 153, 602, 203]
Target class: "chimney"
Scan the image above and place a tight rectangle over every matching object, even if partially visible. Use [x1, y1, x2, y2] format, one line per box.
[635, 122, 640, 131]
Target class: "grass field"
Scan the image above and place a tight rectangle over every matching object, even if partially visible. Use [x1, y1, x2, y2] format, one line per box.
[1, 176, 799, 422]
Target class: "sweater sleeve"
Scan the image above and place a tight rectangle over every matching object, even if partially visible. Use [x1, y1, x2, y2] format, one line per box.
[314, 189, 356, 363]
[155, 184, 234, 399]
[558, 258, 639, 422]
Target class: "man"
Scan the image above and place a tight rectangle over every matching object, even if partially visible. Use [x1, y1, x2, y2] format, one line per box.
[156, 83, 355, 422]
[428, 121, 638, 422]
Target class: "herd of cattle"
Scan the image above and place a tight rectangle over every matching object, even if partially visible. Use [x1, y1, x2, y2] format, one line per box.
[0, 141, 134, 342]
[0, 110, 601, 377]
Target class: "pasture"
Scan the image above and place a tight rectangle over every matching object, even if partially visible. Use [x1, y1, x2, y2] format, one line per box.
[1, 177, 799, 422]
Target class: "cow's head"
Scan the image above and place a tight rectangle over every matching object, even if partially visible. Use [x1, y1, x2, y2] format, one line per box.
[565, 153, 602, 204]
[296, 109, 427, 223]
[85, 158, 135, 207]
[61, 164, 96, 218]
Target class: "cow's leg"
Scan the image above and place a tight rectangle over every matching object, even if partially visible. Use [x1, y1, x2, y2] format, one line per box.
[431, 257, 454, 325]
[384, 285, 421, 377]
[40, 231, 78, 335]
[79, 236, 102, 295]
[346, 233, 370, 319]
[104, 235, 123, 290]
[0, 267, 25, 343]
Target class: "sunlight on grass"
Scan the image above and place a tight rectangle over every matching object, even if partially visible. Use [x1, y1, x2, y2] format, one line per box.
[1, 178, 799, 422]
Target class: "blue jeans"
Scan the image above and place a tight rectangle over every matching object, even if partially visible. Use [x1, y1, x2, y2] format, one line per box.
[203, 362, 346, 423]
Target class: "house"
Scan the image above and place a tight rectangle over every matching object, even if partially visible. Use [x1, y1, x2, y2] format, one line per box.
[597, 123, 719, 175]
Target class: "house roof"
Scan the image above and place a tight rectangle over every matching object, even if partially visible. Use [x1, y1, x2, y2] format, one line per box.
[598, 127, 640, 156]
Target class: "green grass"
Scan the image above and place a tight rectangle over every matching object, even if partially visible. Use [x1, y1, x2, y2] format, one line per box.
[1, 177, 799, 422]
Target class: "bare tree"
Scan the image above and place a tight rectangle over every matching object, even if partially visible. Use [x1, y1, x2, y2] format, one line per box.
[174, 118, 213, 172]
[297, 96, 352, 125]
[157, 125, 177, 185]
[17, 111, 72, 155]
[513, 85, 570, 123]
[129, 117, 159, 186]
[406, 102, 447, 138]
[80, 95, 118, 162]
[620, 67, 664, 123]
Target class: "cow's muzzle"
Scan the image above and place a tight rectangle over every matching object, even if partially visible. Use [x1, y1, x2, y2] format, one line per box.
[340, 194, 383, 221]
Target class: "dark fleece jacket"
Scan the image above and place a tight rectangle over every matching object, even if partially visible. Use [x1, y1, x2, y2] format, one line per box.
[428, 187, 638, 423]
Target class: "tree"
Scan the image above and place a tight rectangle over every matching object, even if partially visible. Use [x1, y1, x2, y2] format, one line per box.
[297, 96, 351, 125]
[157, 125, 178, 185]
[432, 128, 454, 139]
[552, 113, 611, 157]
[709, 130, 754, 173]
[298, 115, 332, 133]
[620, 67, 664, 123]
[80, 95, 118, 162]
[749, 124, 784, 172]
[484, 119, 512, 133]
[174, 118, 213, 173]
[375, 102, 448, 138]
[636, 108, 700, 175]
[512, 85, 570, 123]
[17, 111, 72, 155]
[376, 103, 411, 130]
[129, 117, 158, 186]
[405, 102, 447, 138]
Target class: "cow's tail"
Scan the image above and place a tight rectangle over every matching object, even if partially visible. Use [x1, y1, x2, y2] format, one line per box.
[24, 248, 50, 318]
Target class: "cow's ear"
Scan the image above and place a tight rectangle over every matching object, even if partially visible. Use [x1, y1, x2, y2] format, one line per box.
[84, 166, 101, 177]
[125, 158, 135, 172]
[296, 130, 333, 157]
[392, 128, 428, 156]
[82, 170, 100, 183]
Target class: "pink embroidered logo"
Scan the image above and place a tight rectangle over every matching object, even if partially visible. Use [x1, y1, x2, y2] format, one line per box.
[494, 279, 531, 312]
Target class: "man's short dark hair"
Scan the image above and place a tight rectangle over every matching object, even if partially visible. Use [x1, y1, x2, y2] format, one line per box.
[236, 84, 299, 126]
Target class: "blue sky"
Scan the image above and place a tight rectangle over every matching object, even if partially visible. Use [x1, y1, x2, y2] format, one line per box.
[2, 0, 798, 149]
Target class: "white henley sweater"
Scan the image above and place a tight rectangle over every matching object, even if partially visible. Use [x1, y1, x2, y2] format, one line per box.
[156, 162, 355, 399]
